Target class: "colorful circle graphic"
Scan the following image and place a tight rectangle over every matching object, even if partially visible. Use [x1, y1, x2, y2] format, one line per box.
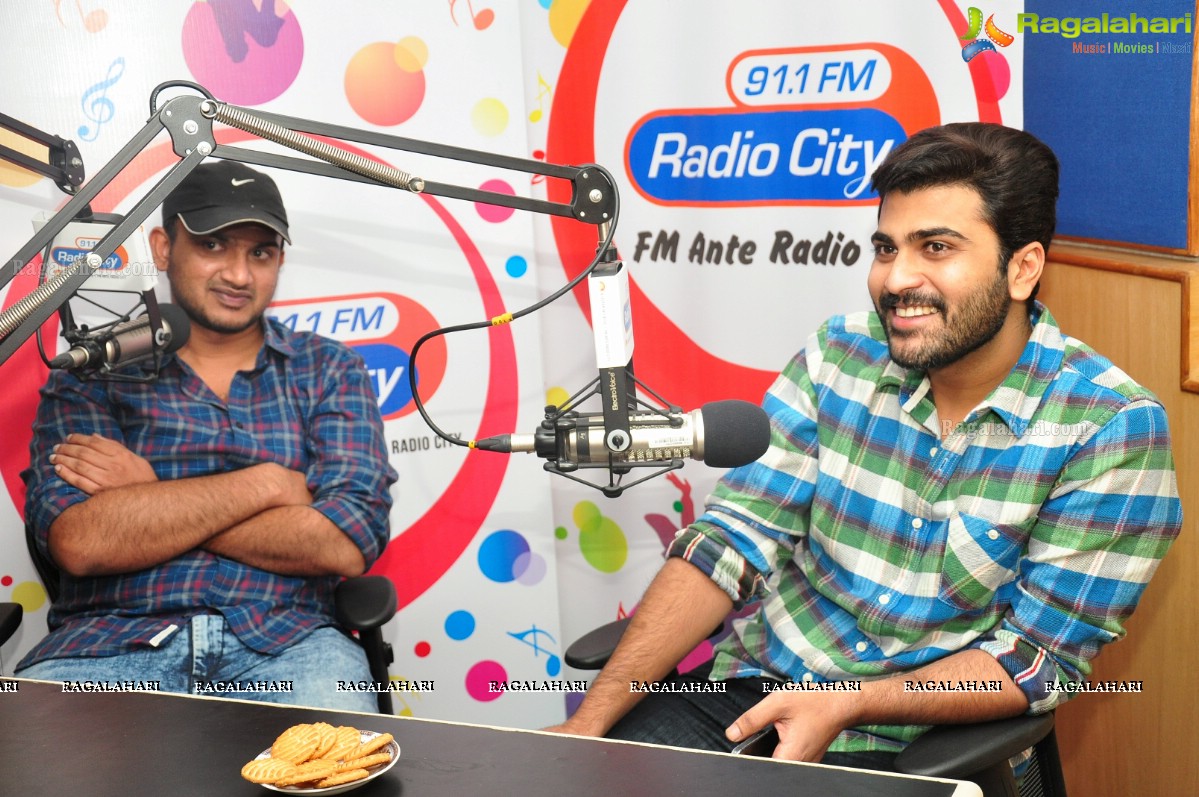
[505, 255, 528, 278]
[970, 49, 1011, 103]
[181, 0, 304, 105]
[10, 580, 47, 612]
[445, 609, 477, 640]
[470, 98, 509, 138]
[513, 550, 547, 586]
[574, 501, 628, 573]
[345, 40, 428, 126]
[547, 0, 591, 47]
[465, 659, 507, 702]
[475, 179, 516, 223]
[477, 529, 531, 583]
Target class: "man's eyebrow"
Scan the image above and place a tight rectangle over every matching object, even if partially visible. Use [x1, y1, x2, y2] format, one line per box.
[871, 227, 971, 248]
[906, 226, 968, 242]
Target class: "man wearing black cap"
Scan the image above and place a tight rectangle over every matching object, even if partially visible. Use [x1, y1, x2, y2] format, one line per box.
[16, 161, 398, 711]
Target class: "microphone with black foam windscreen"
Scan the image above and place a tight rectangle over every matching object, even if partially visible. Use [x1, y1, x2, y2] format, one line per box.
[49, 303, 190, 372]
[474, 399, 771, 470]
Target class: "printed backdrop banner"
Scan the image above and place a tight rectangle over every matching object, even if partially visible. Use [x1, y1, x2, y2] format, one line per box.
[0, 1, 1020, 728]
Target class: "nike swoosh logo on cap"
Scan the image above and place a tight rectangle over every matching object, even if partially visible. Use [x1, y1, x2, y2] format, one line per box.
[231, 178, 255, 186]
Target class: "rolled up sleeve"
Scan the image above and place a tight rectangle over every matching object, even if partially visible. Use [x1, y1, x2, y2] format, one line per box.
[305, 346, 397, 568]
[22, 372, 124, 558]
[668, 341, 824, 607]
[973, 400, 1181, 711]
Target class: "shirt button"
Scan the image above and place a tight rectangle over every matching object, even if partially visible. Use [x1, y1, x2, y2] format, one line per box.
[929, 447, 939, 457]
[987, 529, 1000, 540]
[802, 672, 814, 682]
[855, 641, 868, 652]
[878, 594, 892, 605]
[911, 518, 923, 529]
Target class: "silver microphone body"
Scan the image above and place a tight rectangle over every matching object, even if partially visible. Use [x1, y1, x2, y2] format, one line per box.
[479, 399, 771, 470]
[508, 408, 709, 465]
[50, 303, 190, 371]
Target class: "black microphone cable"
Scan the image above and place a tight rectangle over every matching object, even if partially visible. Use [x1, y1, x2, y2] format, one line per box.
[407, 164, 620, 451]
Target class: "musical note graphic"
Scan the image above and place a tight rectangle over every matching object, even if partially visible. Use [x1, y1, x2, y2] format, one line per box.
[208, 0, 286, 63]
[77, 57, 125, 142]
[449, 0, 494, 30]
[528, 72, 552, 123]
[54, 0, 108, 33]
[508, 624, 561, 677]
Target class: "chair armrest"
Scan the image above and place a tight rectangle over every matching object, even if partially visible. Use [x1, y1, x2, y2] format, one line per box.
[895, 712, 1055, 779]
[334, 576, 397, 631]
[0, 602, 23, 646]
[564, 617, 631, 670]
[564, 616, 726, 671]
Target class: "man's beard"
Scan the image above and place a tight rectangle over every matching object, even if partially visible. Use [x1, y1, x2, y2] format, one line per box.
[170, 282, 264, 335]
[877, 268, 1011, 371]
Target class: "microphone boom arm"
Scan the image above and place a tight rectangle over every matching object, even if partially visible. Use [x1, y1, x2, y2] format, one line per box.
[1, 80, 661, 496]
[1, 82, 619, 368]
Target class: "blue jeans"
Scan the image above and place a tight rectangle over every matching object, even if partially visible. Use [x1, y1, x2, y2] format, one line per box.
[16, 613, 378, 713]
[606, 663, 898, 772]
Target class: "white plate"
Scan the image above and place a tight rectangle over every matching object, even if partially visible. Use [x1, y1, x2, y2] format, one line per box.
[254, 730, 400, 795]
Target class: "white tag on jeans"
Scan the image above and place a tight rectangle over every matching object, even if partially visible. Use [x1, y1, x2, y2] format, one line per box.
[148, 623, 179, 648]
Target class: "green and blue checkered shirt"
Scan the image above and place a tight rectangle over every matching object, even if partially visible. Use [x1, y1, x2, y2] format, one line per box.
[670, 304, 1181, 753]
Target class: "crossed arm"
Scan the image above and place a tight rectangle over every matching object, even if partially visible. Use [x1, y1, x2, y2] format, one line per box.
[46, 433, 366, 579]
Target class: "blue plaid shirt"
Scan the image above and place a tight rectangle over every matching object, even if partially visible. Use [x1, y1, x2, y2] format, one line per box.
[19, 318, 396, 668]
[671, 305, 1181, 753]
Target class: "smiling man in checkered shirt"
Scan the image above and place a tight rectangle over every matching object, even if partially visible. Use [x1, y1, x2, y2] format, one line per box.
[551, 123, 1182, 772]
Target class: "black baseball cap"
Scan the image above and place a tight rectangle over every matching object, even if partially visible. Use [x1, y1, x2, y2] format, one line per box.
[161, 160, 290, 243]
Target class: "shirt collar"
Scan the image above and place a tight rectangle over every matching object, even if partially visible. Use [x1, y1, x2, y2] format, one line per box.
[985, 303, 1063, 435]
[261, 316, 298, 360]
[159, 315, 297, 372]
[878, 302, 1064, 436]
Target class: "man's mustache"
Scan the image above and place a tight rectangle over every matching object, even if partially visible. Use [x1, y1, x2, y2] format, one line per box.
[878, 292, 947, 313]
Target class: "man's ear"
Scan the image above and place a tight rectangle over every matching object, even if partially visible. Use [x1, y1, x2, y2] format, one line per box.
[1007, 241, 1045, 302]
[148, 227, 171, 271]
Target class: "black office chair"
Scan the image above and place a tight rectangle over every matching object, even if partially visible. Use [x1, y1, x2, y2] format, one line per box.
[334, 573, 398, 714]
[22, 520, 399, 714]
[0, 602, 22, 647]
[565, 616, 1067, 797]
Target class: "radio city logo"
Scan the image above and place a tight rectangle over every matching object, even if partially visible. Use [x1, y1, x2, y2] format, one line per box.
[49, 244, 127, 272]
[267, 292, 446, 420]
[960, 8, 1015, 62]
[625, 43, 939, 206]
[48, 240, 130, 274]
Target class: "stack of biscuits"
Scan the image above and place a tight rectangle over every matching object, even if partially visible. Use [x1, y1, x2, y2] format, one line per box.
[240, 722, 394, 789]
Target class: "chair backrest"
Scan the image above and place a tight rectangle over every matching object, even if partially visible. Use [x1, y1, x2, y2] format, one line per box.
[0, 602, 22, 647]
